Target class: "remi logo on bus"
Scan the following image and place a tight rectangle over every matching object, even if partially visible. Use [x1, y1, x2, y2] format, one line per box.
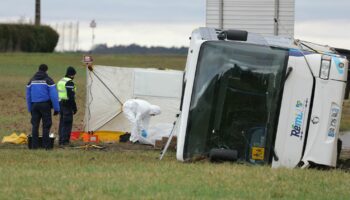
[290, 99, 308, 140]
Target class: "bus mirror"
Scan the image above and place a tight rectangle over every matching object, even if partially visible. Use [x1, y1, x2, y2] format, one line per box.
[217, 30, 248, 41]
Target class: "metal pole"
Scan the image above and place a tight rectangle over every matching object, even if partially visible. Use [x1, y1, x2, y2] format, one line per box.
[219, 0, 224, 29]
[92, 28, 95, 48]
[35, 0, 40, 25]
[69, 22, 73, 51]
[90, 20, 97, 50]
[62, 23, 65, 51]
[75, 22, 79, 51]
[274, 0, 280, 35]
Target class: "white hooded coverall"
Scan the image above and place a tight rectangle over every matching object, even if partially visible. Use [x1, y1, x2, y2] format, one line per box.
[122, 99, 161, 142]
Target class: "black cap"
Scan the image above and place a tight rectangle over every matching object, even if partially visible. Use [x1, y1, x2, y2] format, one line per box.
[38, 64, 48, 72]
[66, 66, 76, 76]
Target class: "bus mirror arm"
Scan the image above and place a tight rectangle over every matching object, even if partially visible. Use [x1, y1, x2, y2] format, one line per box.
[272, 148, 279, 161]
[284, 67, 293, 83]
[284, 67, 293, 81]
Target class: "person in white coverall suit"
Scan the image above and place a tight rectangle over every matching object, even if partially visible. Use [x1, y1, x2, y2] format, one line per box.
[122, 99, 161, 143]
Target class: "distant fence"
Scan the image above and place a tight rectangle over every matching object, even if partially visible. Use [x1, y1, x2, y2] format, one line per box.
[0, 24, 59, 52]
[52, 22, 80, 52]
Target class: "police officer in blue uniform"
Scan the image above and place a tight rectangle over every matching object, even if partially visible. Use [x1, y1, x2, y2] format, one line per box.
[26, 64, 60, 149]
[57, 66, 77, 146]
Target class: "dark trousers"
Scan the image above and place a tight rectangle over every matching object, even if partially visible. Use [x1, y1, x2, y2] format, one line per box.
[58, 102, 73, 145]
[31, 102, 52, 149]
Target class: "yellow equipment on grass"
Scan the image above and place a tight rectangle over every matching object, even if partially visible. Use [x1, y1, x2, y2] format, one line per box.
[74, 131, 124, 143]
[2, 133, 28, 144]
[93, 131, 124, 143]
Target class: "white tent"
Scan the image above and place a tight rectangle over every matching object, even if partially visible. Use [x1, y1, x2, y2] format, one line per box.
[83, 65, 183, 143]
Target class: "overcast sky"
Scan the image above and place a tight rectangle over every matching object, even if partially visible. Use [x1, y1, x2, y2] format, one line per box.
[0, 0, 349, 50]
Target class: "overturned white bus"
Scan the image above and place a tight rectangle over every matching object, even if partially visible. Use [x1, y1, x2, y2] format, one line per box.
[176, 27, 349, 168]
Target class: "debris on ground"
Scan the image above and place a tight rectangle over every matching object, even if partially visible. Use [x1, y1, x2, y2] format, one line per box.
[154, 136, 177, 150]
[2, 133, 27, 144]
[71, 144, 107, 151]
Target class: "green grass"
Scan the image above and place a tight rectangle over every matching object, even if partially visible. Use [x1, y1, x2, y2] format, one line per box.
[0, 149, 349, 199]
[0, 53, 350, 199]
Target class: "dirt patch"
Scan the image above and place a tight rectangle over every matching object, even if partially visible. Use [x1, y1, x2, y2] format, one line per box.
[338, 149, 350, 171]
[338, 159, 350, 172]
[68, 142, 157, 151]
[0, 141, 157, 152]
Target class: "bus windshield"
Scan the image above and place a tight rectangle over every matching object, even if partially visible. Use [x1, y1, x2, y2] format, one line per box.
[183, 41, 289, 164]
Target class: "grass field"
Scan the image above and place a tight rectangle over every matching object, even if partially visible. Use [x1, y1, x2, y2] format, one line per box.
[1, 149, 350, 199]
[0, 53, 350, 199]
[0, 53, 185, 136]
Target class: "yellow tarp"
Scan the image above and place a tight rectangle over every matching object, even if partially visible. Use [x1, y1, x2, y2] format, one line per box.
[2, 133, 28, 144]
[93, 131, 124, 143]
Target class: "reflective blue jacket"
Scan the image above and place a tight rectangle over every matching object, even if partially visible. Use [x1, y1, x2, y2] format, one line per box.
[26, 71, 60, 112]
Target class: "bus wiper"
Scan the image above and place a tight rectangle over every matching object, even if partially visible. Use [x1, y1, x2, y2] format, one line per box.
[284, 67, 293, 83]
[299, 41, 319, 53]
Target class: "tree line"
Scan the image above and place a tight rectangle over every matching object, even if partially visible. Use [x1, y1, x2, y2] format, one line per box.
[0, 24, 58, 52]
[91, 44, 188, 55]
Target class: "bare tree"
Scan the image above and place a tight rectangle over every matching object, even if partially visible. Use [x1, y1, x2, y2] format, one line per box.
[35, 0, 40, 25]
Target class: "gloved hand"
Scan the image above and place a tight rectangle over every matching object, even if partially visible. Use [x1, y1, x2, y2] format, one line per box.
[53, 111, 59, 116]
[73, 109, 77, 115]
[141, 129, 148, 138]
